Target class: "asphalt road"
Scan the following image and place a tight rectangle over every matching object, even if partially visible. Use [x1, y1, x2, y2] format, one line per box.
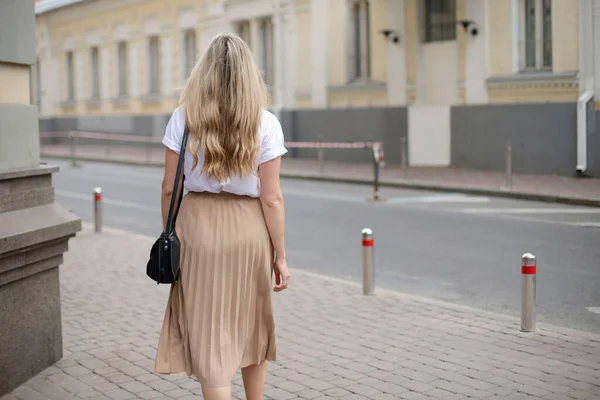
[44, 158, 600, 334]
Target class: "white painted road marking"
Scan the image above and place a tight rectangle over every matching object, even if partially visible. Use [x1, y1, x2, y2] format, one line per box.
[386, 194, 491, 204]
[55, 189, 159, 212]
[586, 307, 600, 314]
[460, 207, 600, 214]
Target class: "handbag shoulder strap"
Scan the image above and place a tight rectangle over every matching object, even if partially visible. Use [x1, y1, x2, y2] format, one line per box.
[165, 125, 189, 234]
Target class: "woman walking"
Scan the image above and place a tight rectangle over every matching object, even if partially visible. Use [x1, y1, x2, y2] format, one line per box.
[154, 32, 290, 400]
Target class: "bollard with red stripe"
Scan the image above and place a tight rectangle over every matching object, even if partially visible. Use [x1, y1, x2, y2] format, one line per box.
[94, 187, 103, 233]
[521, 253, 536, 332]
[362, 228, 375, 295]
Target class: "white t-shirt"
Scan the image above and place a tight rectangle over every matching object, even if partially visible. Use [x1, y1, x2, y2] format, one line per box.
[162, 106, 287, 198]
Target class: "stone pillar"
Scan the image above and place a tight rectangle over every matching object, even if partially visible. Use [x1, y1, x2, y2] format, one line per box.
[0, 0, 81, 395]
[310, 0, 328, 108]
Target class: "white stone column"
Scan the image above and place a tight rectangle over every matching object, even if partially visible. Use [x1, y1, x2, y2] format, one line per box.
[162, 34, 173, 96]
[129, 39, 140, 98]
[75, 51, 84, 101]
[272, 0, 284, 110]
[249, 18, 261, 66]
[464, 0, 488, 104]
[100, 44, 110, 100]
[283, 0, 296, 108]
[593, 0, 600, 99]
[579, 0, 595, 95]
[386, 0, 407, 105]
[310, 0, 328, 108]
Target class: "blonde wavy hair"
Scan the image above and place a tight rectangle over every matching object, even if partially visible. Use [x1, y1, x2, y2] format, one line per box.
[179, 32, 269, 182]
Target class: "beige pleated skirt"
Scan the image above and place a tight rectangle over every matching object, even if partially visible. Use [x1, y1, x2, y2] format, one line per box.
[154, 191, 277, 387]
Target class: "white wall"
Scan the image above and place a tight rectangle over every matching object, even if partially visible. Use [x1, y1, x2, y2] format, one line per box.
[465, 0, 488, 104]
[408, 106, 451, 166]
[423, 42, 458, 105]
[386, 0, 407, 105]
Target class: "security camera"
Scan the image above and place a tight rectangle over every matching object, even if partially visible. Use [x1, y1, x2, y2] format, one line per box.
[379, 29, 401, 44]
[457, 19, 479, 37]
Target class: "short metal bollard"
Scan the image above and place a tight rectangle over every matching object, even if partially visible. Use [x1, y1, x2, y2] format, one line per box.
[317, 134, 324, 175]
[521, 253, 536, 332]
[400, 136, 408, 179]
[94, 187, 103, 233]
[503, 140, 513, 191]
[362, 228, 375, 295]
[372, 160, 381, 201]
[69, 132, 79, 167]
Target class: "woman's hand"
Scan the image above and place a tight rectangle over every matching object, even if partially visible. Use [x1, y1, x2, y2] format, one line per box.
[273, 257, 291, 292]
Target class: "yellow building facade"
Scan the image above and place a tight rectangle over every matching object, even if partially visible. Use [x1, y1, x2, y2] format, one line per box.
[35, 0, 596, 118]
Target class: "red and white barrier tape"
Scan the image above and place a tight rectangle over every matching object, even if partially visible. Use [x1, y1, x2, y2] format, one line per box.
[40, 131, 386, 165]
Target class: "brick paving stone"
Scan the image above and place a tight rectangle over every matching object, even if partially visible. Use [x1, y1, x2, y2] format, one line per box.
[277, 381, 309, 393]
[397, 391, 432, 400]
[163, 388, 193, 398]
[117, 381, 152, 394]
[322, 388, 353, 398]
[62, 366, 93, 378]
[2, 225, 600, 400]
[296, 389, 323, 400]
[104, 388, 137, 400]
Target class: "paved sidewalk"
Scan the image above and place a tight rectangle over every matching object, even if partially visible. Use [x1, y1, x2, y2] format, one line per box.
[40, 143, 600, 207]
[2, 224, 600, 400]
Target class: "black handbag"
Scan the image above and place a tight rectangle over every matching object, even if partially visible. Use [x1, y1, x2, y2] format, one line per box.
[146, 126, 190, 284]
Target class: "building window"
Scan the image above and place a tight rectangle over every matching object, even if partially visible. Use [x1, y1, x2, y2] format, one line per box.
[90, 46, 100, 99]
[65, 51, 75, 101]
[348, 0, 370, 81]
[519, 0, 552, 71]
[424, 0, 456, 42]
[259, 17, 274, 87]
[183, 29, 196, 80]
[236, 20, 251, 47]
[148, 36, 160, 95]
[116, 42, 128, 97]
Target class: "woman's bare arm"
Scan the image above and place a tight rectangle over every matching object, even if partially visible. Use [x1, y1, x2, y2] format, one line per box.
[161, 148, 183, 231]
[258, 156, 286, 260]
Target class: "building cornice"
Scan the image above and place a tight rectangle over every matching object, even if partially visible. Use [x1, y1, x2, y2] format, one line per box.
[35, 0, 89, 15]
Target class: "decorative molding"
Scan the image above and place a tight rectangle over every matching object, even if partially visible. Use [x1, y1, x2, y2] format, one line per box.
[178, 8, 199, 30]
[62, 36, 76, 51]
[41, 0, 147, 26]
[86, 29, 102, 46]
[328, 80, 387, 92]
[143, 16, 161, 36]
[487, 72, 579, 91]
[112, 23, 130, 41]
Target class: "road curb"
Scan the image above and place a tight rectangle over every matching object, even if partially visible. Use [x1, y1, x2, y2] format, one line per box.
[42, 153, 600, 208]
[280, 171, 600, 208]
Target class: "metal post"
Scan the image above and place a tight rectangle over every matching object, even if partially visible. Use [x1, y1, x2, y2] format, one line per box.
[503, 140, 513, 190]
[317, 134, 324, 174]
[362, 228, 374, 295]
[373, 158, 381, 201]
[401, 136, 408, 179]
[146, 138, 152, 163]
[94, 187, 103, 233]
[69, 132, 78, 167]
[521, 253, 536, 332]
